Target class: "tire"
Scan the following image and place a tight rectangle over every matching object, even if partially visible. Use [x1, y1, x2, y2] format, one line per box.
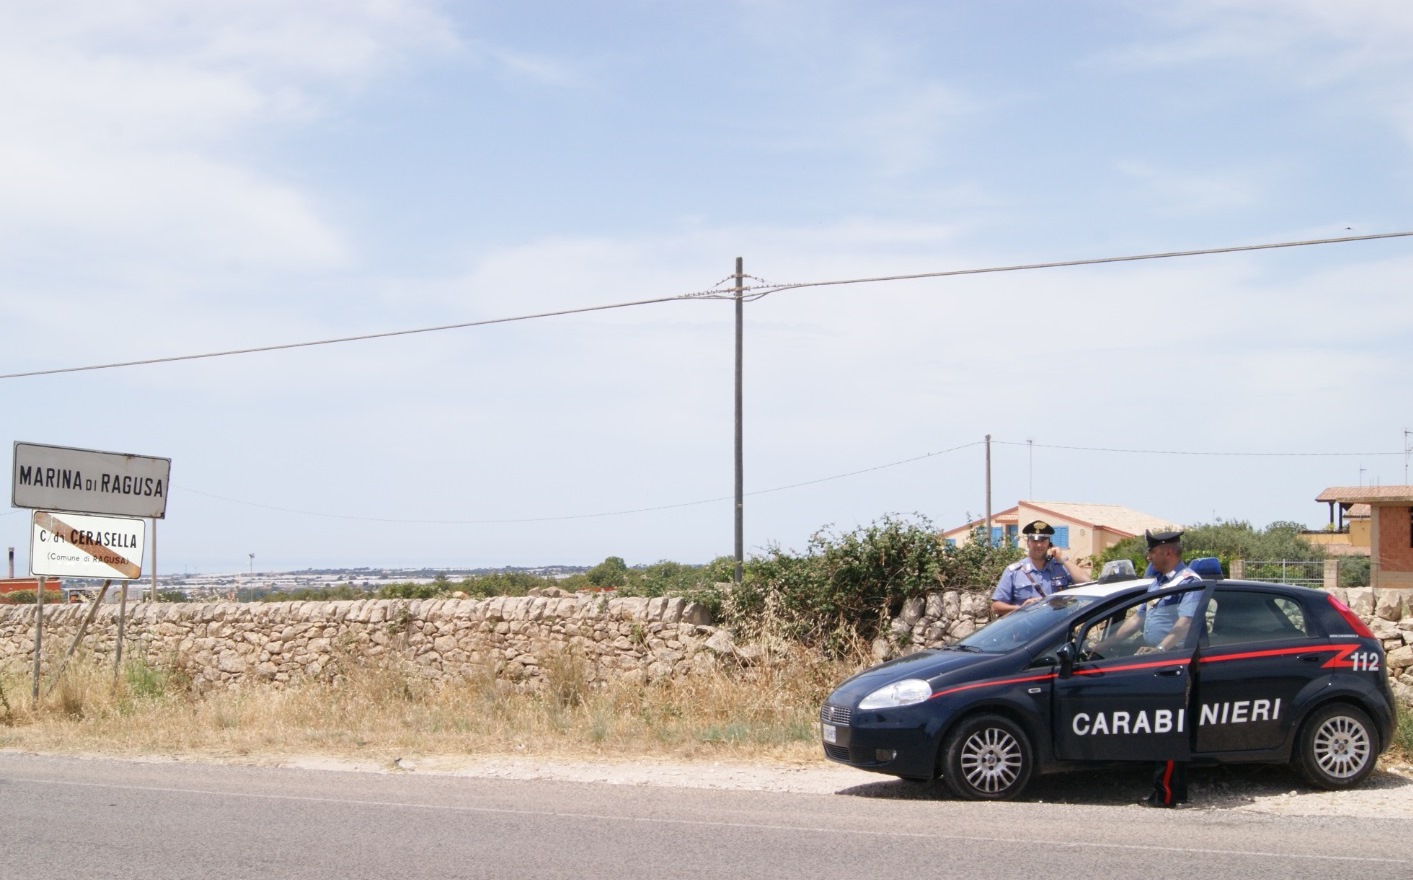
[940, 713, 1033, 800]
[1295, 703, 1378, 790]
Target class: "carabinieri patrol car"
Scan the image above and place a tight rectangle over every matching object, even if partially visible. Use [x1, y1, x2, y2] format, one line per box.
[819, 564, 1396, 800]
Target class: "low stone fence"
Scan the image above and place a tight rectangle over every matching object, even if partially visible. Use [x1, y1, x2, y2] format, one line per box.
[1, 584, 1411, 704]
[0, 591, 721, 690]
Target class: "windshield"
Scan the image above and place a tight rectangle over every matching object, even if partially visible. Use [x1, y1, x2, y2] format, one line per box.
[954, 592, 1107, 653]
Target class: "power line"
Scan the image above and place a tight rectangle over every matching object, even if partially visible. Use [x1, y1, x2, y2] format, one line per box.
[995, 440, 1402, 457]
[0, 288, 730, 381]
[744, 230, 1413, 298]
[4, 231, 1409, 381]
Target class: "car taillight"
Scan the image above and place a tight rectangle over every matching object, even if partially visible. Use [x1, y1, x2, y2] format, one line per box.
[1326, 593, 1375, 639]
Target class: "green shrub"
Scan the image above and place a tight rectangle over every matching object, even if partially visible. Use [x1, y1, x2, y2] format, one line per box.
[721, 514, 1019, 654]
[1091, 519, 1330, 581]
[376, 582, 447, 600]
[262, 584, 370, 602]
[0, 590, 62, 604]
[456, 571, 552, 598]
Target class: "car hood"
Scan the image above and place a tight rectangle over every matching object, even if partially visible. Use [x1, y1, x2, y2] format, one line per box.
[828, 649, 1004, 706]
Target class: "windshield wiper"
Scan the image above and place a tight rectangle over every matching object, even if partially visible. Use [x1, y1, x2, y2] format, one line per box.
[945, 644, 984, 653]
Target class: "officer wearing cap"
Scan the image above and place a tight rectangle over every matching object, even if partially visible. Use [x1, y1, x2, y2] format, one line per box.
[1136, 529, 1202, 652]
[1093, 528, 1203, 808]
[990, 520, 1084, 617]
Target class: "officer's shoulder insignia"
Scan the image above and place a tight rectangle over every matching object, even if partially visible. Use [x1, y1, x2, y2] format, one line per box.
[1006, 561, 1023, 571]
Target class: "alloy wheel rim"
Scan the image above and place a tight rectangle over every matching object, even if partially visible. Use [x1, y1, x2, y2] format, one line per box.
[959, 727, 1022, 793]
[1312, 715, 1370, 779]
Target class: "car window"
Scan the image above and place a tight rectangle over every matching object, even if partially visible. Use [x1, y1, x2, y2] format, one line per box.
[1206, 591, 1310, 646]
[956, 592, 1107, 653]
[1077, 586, 1204, 660]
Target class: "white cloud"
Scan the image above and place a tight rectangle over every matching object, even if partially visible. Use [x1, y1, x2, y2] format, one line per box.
[1114, 0, 1413, 144]
[0, 1, 459, 284]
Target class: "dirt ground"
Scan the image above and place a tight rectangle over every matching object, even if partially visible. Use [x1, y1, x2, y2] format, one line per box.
[257, 752, 1413, 818]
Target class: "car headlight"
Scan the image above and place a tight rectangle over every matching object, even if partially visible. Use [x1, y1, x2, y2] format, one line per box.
[858, 678, 933, 710]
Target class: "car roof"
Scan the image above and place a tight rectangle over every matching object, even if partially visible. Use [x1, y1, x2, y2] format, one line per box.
[1064, 579, 1156, 598]
[1067, 577, 1317, 601]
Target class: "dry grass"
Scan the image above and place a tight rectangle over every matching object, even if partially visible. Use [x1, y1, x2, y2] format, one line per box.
[0, 644, 861, 768]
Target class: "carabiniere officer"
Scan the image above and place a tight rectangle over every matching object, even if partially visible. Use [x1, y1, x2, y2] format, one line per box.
[990, 520, 1085, 617]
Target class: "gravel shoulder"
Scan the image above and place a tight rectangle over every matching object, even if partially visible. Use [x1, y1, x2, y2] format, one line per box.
[274, 752, 1413, 818]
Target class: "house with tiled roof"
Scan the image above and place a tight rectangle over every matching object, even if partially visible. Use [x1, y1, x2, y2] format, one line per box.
[941, 500, 1178, 578]
[1308, 487, 1372, 557]
[1315, 486, 1413, 587]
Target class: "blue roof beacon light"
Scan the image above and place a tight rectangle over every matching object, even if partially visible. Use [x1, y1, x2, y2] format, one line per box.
[1189, 557, 1224, 579]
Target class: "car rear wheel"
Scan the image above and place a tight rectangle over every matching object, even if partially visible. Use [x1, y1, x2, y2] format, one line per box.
[1295, 703, 1377, 790]
[941, 713, 1033, 800]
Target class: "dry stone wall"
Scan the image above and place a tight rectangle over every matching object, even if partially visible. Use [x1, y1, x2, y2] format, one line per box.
[1, 584, 1411, 706]
[0, 590, 722, 690]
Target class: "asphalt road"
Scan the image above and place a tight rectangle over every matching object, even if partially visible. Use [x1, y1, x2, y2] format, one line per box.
[2, 753, 1407, 880]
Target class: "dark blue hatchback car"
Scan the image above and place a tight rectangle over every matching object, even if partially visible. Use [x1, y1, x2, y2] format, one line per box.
[820, 573, 1396, 800]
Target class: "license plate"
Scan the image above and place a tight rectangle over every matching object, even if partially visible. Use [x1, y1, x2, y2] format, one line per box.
[822, 723, 837, 744]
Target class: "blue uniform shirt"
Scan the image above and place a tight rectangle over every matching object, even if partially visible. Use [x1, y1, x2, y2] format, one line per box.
[1138, 566, 1202, 646]
[992, 556, 1074, 606]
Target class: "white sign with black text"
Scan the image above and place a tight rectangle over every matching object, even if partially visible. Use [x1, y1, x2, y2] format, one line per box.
[30, 511, 147, 580]
[12, 441, 171, 518]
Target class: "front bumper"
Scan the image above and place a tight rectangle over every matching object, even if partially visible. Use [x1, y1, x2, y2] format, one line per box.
[820, 703, 938, 779]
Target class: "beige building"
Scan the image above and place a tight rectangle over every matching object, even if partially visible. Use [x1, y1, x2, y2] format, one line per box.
[942, 501, 1178, 579]
[1312, 487, 1373, 555]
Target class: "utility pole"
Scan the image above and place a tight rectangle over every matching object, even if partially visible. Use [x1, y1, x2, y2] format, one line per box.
[734, 256, 745, 585]
[984, 434, 992, 546]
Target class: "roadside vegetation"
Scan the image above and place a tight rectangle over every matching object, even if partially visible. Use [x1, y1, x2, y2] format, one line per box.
[0, 514, 1404, 767]
[0, 640, 854, 765]
[1093, 519, 1369, 587]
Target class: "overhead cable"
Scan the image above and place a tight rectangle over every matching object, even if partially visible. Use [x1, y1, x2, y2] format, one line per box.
[3, 231, 1408, 380]
[994, 440, 1402, 457]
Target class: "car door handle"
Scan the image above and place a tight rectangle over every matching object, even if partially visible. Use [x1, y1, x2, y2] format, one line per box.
[1156, 667, 1184, 677]
[1296, 654, 1326, 663]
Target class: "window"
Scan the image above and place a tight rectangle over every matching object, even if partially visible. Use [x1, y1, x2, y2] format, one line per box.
[1077, 586, 1205, 659]
[1053, 525, 1070, 549]
[1205, 592, 1309, 646]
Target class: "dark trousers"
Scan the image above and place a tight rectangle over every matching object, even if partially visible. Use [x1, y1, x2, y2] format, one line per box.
[1151, 760, 1189, 805]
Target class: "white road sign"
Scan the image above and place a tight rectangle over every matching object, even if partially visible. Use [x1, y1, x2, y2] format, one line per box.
[12, 441, 171, 518]
[30, 511, 147, 580]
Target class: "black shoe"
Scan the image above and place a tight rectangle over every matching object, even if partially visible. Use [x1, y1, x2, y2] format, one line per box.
[1140, 793, 1177, 808]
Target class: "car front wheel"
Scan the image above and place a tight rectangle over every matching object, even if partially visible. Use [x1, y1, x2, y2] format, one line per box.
[941, 713, 1033, 800]
[1295, 703, 1377, 790]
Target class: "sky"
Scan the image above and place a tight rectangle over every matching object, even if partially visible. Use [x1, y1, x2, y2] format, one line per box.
[3, 0, 1413, 575]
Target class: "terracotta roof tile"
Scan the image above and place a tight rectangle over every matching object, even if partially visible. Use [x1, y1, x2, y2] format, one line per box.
[1022, 501, 1177, 538]
[1316, 485, 1413, 503]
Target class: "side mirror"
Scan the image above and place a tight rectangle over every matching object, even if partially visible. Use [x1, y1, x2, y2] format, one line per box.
[1056, 642, 1075, 679]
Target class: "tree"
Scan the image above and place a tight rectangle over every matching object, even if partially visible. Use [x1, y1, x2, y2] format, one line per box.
[1092, 519, 1328, 579]
[586, 556, 629, 588]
